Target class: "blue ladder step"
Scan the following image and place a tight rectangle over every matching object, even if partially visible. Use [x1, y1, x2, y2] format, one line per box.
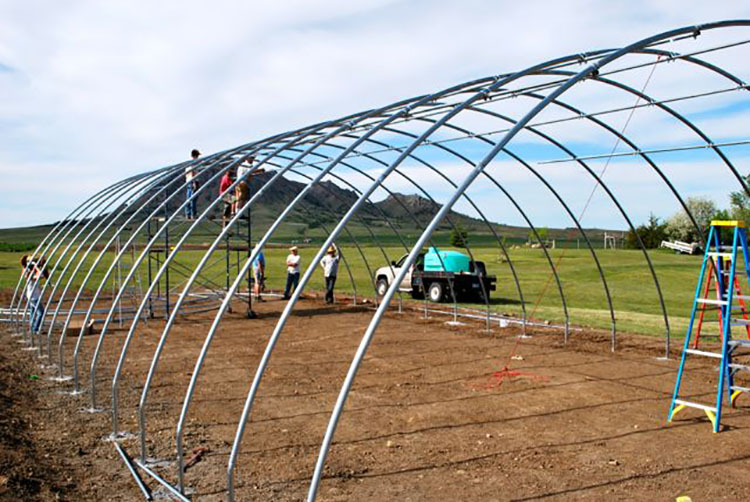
[697, 298, 728, 305]
[685, 348, 723, 358]
[674, 399, 717, 413]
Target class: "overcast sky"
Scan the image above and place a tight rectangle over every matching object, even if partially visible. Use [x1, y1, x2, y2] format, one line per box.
[0, 0, 749, 229]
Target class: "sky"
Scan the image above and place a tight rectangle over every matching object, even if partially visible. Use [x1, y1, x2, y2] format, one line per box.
[0, 0, 749, 230]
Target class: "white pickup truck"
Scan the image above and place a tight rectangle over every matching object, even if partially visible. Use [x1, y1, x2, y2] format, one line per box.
[374, 248, 496, 303]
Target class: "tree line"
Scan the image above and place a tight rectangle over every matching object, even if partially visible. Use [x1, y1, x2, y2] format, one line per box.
[625, 175, 750, 249]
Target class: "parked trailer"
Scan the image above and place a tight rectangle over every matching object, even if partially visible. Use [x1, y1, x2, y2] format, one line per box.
[660, 240, 700, 255]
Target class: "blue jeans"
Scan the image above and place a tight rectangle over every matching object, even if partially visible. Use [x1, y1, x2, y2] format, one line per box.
[186, 185, 197, 219]
[325, 275, 336, 303]
[30, 297, 44, 334]
[284, 272, 300, 299]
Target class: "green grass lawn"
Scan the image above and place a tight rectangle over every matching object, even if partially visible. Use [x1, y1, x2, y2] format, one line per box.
[1, 244, 704, 337]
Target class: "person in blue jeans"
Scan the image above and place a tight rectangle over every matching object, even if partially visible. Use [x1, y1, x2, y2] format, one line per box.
[185, 149, 200, 219]
[283, 246, 301, 300]
[320, 244, 339, 304]
[20, 255, 49, 334]
[252, 245, 266, 301]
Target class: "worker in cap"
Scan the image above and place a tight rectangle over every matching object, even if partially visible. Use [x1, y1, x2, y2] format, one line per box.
[283, 245, 301, 300]
[320, 243, 339, 304]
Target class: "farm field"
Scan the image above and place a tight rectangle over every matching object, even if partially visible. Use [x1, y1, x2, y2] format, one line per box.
[1, 245, 703, 337]
[2, 296, 750, 500]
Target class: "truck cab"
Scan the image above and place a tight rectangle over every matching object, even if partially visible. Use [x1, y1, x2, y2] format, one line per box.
[374, 248, 496, 303]
[375, 252, 425, 296]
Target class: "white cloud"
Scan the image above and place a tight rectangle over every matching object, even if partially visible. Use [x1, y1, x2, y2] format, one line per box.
[0, 0, 749, 228]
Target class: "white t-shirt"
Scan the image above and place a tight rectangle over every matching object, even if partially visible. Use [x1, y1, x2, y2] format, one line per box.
[185, 165, 196, 182]
[320, 254, 339, 277]
[25, 279, 41, 303]
[286, 253, 300, 274]
[237, 163, 252, 181]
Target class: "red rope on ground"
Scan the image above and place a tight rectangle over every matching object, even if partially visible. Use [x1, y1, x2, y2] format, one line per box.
[487, 55, 663, 390]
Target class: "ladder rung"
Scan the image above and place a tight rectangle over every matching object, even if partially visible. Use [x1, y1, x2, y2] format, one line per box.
[674, 399, 717, 413]
[734, 295, 750, 300]
[731, 385, 750, 392]
[729, 363, 750, 372]
[697, 299, 728, 305]
[732, 319, 750, 326]
[729, 339, 750, 347]
[685, 348, 723, 358]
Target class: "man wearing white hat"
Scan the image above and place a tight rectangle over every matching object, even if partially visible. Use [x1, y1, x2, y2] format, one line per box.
[283, 246, 300, 300]
[320, 243, 339, 304]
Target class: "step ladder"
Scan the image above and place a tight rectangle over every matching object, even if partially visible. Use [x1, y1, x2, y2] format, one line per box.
[692, 257, 750, 348]
[668, 220, 750, 432]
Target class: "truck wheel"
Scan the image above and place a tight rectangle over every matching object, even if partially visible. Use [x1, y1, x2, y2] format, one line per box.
[376, 278, 389, 297]
[428, 282, 444, 303]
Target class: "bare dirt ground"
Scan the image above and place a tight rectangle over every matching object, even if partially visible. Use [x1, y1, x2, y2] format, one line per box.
[3, 293, 750, 501]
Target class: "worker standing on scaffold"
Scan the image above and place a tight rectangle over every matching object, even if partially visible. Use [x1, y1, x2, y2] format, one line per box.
[219, 166, 235, 228]
[185, 149, 200, 219]
[320, 244, 339, 304]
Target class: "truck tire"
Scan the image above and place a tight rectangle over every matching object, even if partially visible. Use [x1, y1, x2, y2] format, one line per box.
[428, 282, 444, 303]
[376, 277, 389, 297]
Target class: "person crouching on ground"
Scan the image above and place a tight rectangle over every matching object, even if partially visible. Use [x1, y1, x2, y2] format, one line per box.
[219, 167, 235, 228]
[252, 245, 266, 302]
[320, 244, 339, 304]
[20, 255, 49, 334]
[283, 246, 300, 300]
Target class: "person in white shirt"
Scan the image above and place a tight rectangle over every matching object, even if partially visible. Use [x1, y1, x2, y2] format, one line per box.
[320, 244, 339, 304]
[283, 246, 301, 300]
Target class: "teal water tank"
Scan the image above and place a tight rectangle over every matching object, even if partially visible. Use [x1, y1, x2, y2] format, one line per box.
[423, 247, 470, 272]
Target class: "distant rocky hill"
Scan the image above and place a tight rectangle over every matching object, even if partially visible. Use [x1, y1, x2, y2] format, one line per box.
[152, 170, 489, 229]
[110, 169, 622, 242]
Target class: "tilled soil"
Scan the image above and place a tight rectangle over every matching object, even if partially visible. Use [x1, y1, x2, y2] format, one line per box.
[3, 296, 750, 501]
